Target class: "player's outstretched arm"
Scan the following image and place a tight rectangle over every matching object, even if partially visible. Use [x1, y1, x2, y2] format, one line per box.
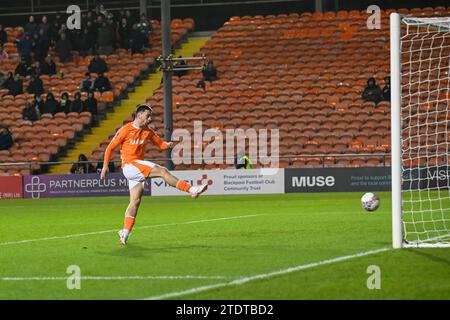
[149, 130, 173, 150]
[101, 128, 126, 179]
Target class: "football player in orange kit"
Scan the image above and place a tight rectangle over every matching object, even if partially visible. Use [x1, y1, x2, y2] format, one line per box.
[100, 104, 208, 245]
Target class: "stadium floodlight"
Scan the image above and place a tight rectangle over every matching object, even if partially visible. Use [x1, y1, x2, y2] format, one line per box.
[391, 13, 450, 248]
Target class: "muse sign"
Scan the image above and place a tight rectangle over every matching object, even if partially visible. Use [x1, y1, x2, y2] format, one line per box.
[285, 167, 391, 193]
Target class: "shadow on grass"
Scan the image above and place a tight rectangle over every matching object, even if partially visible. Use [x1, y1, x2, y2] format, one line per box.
[100, 243, 216, 258]
[407, 249, 450, 266]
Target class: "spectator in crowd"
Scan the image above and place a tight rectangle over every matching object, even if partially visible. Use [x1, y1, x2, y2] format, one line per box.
[70, 92, 84, 113]
[96, 4, 109, 19]
[39, 15, 51, 38]
[22, 101, 40, 122]
[55, 33, 72, 63]
[137, 13, 152, 47]
[15, 57, 32, 77]
[362, 77, 382, 104]
[78, 28, 95, 57]
[88, 54, 108, 74]
[31, 94, 44, 112]
[125, 10, 137, 26]
[2, 72, 14, 89]
[0, 72, 4, 88]
[0, 45, 9, 63]
[85, 90, 99, 126]
[86, 19, 97, 38]
[0, 124, 13, 150]
[174, 56, 188, 77]
[196, 78, 206, 91]
[70, 154, 96, 174]
[80, 72, 95, 92]
[96, 155, 115, 173]
[128, 24, 144, 54]
[50, 17, 62, 44]
[381, 76, 390, 102]
[34, 28, 50, 62]
[27, 74, 44, 96]
[7, 74, 23, 96]
[41, 92, 58, 115]
[97, 21, 114, 55]
[41, 55, 57, 75]
[24, 15, 38, 37]
[202, 60, 218, 82]
[30, 61, 43, 77]
[94, 72, 111, 93]
[59, 92, 72, 114]
[0, 25, 7, 46]
[235, 151, 254, 169]
[16, 34, 33, 64]
[117, 17, 130, 49]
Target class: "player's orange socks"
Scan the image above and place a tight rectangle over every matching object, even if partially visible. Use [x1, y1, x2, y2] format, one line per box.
[176, 180, 192, 193]
[124, 215, 136, 232]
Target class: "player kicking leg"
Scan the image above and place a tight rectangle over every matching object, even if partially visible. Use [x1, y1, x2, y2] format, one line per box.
[117, 161, 208, 245]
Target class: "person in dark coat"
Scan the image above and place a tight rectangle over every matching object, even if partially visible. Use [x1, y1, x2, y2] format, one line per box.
[16, 34, 33, 64]
[117, 18, 130, 49]
[78, 28, 95, 57]
[71, 154, 96, 174]
[2, 72, 14, 89]
[93, 72, 111, 93]
[55, 33, 72, 63]
[69, 92, 84, 113]
[88, 54, 108, 74]
[15, 58, 31, 77]
[41, 55, 57, 75]
[34, 28, 50, 63]
[362, 77, 382, 104]
[80, 72, 94, 92]
[85, 90, 99, 126]
[31, 94, 44, 112]
[97, 21, 114, 55]
[22, 102, 40, 122]
[27, 74, 44, 96]
[59, 92, 72, 114]
[128, 24, 143, 54]
[7, 74, 23, 96]
[24, 16, 38, 37]
[0, 125, 13, 150]
[202, 60, 218, 82]
[40, 92, 59, 115]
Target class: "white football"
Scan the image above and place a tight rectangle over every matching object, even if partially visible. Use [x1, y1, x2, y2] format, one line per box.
[361, 192, 380, 212]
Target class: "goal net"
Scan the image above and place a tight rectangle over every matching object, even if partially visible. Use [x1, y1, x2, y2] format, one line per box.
[391, 14, 450, 248]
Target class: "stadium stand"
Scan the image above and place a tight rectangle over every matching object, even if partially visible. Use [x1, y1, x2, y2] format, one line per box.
[3, 6, 450, 174]
[131, 6, 448, 170]
[88, 7, 413, 169]
[0, 17, 193, 175]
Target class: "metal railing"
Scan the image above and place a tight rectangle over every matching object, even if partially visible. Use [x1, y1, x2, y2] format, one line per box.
[0, 153, 391, 174]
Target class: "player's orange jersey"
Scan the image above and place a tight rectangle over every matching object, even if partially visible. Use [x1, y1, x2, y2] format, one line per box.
[104, 122, 169, 166]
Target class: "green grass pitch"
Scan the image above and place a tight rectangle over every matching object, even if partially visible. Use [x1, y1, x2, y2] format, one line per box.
[0, 192, 449, 300]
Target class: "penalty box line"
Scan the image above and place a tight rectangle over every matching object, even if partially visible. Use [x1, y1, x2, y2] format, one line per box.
[0, 214, 266, 246]
[144, 247, 392, 300]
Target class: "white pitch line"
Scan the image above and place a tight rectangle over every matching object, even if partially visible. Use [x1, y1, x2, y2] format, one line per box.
[0, 275, 227, 281]
[0, 214, 264, 246]
[144, 247, 391, 300]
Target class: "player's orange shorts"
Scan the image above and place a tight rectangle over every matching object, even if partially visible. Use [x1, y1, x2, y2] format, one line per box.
[122, 160, 157, 190]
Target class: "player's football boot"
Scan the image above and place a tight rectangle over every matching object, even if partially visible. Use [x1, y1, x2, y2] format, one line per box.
[118, 229, 130, 246]
[190, 184, 208, 199]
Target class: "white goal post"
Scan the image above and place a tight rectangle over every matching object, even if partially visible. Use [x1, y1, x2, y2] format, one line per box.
[391, 13, 450, 248]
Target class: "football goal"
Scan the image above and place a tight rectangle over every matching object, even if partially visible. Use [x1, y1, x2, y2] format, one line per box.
[390, 13, 450, 248]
